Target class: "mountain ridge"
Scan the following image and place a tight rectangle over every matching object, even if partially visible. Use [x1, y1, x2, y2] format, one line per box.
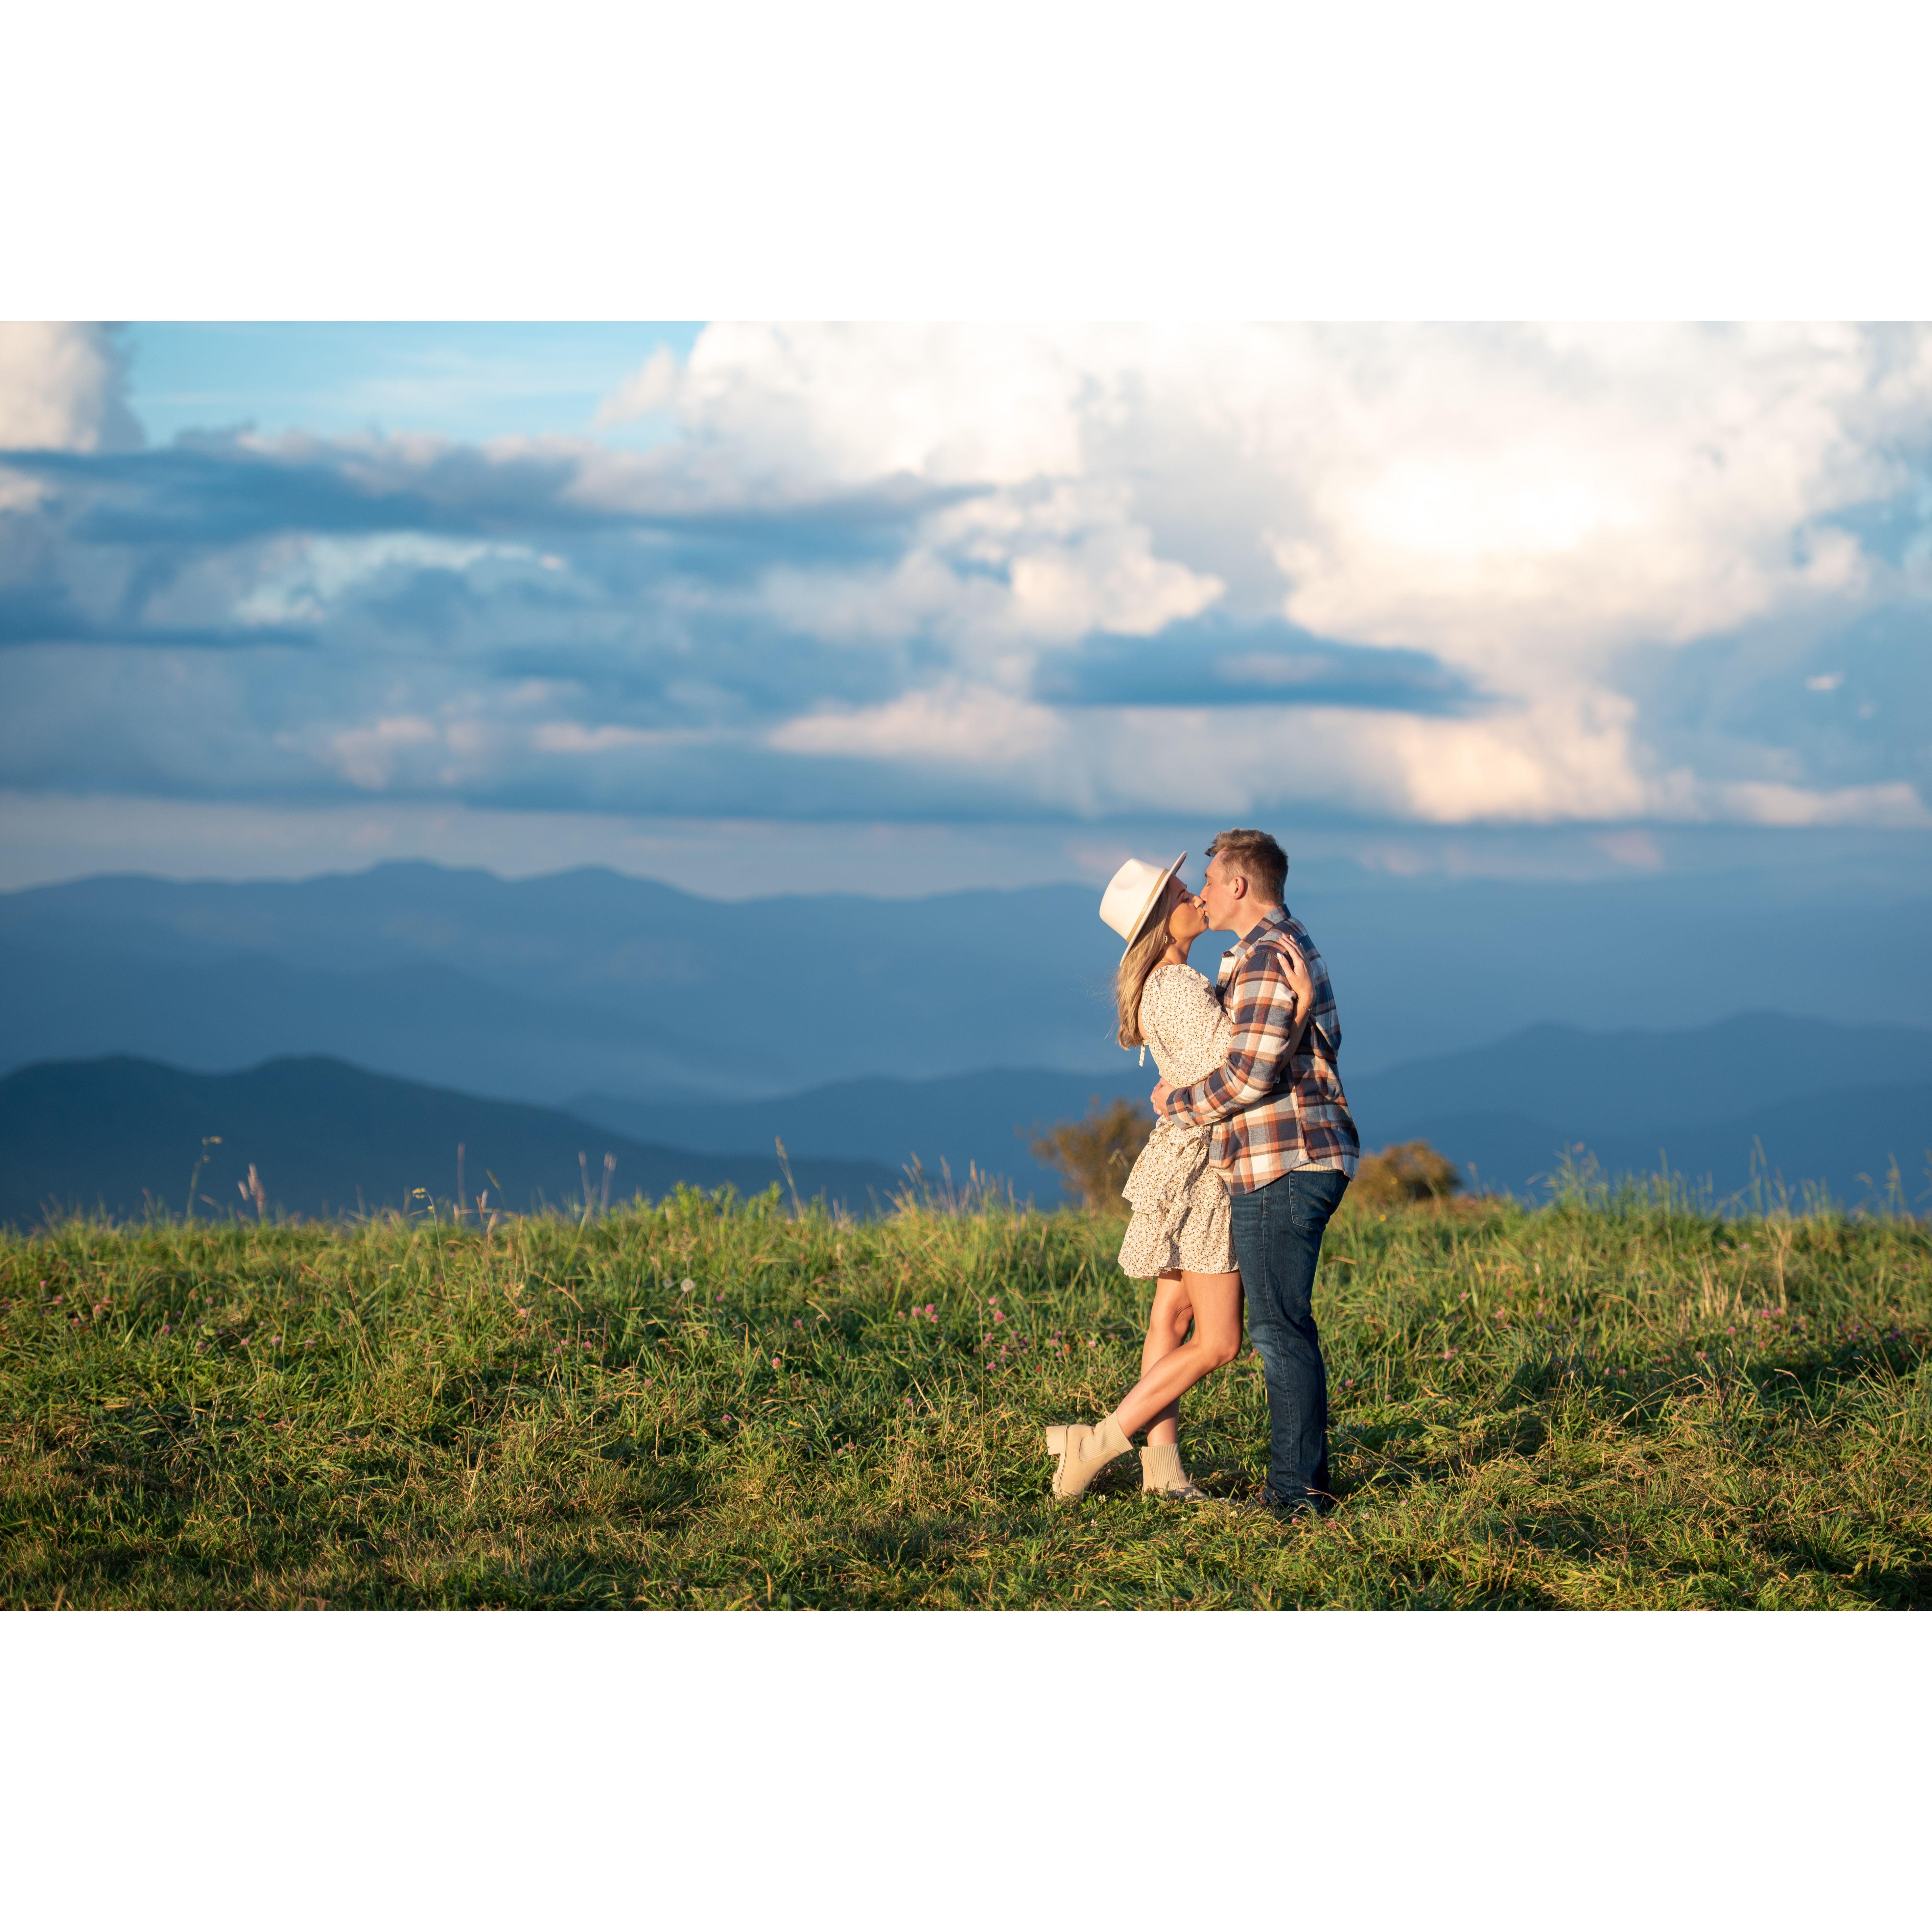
[6, 1017, 1929, 1229]
[6, 861, 1928, 1096]
[0, 1054, 898, 1231]
[570, 1012, 1932, 1209]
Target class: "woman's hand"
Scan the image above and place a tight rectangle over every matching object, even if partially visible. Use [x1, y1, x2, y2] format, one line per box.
[1285, 946, 1317, 1022]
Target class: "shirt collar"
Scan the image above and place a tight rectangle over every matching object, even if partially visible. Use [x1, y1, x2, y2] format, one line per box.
[1234, 904, 1287, 951]
[1219, 905, 1286, 975]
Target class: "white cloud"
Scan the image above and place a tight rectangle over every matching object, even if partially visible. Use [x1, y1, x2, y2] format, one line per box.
[234, 533, 505, 626]
[0, 322, 143, 454]
[592, 345, 679, 427]
[318, 714, 438, 790]
[607, 325, 1932, 666]
[606, 321, 1932, 828]
[0, 322, 144, 511]
[771, 682, 1065, 767]
[1245, 324, 1913, 667]
[1595, 830, 1666, 869]
[1715, 780, 1932, 830]
[666, 323, 1095, 485]
[532, 722, 705, 754]
[765, 685, 1655, 827]
[4, 324, 1926, 844]
[1003, 501, 1223, 643]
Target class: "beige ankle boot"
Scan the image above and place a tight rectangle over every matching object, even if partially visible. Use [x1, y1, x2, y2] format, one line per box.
[1141, 1442, 1209, 1502]
[1045, 1414, 1133, 1500]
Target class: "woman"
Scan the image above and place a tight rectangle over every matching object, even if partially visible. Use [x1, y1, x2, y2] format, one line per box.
[1045, 853, 1316, 1503]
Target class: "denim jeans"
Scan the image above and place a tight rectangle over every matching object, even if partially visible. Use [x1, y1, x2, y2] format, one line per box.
[1229, 1164, 1350, 1511]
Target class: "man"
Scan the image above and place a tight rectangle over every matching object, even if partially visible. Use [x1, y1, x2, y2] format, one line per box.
[1149, 828, 1358, 1517]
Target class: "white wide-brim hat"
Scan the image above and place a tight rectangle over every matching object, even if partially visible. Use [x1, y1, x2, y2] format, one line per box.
[1098, 852, 1187, 959]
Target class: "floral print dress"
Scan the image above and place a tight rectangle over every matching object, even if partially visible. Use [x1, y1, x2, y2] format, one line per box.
[1117, 963, 1237, 1279]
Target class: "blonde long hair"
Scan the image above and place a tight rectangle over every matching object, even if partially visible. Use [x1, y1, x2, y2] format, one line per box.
[1114, 879, 1179, 1048]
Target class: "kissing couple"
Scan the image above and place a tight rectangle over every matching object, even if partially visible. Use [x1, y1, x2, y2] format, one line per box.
[1045, 828, 1361, 1521]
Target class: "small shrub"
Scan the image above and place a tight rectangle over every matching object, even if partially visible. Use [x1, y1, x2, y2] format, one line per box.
[1029, 1097, 1154, 1211]
[1353, 1139, 1464, 1206]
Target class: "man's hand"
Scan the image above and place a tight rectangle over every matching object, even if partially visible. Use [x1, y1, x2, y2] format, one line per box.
[1150, 1080, 1173, 1114]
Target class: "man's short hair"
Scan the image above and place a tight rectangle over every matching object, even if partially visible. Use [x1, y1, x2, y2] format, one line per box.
[1207, 828, 1287, 904]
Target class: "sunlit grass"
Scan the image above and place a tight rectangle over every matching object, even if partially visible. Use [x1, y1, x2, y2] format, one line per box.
[4, 1181, 1929, 1608]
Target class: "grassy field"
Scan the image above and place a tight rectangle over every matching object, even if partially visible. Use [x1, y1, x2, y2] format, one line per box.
[4, 1180, 1930, 1609]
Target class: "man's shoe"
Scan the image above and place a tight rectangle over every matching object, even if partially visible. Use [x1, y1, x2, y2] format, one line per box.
[1216, 1493, 1288, 1524]
[1221, 1489, 1330, 1524]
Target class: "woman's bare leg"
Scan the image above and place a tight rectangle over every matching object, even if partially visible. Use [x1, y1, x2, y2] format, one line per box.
[1111, 1269, 1244, 1441]
[1138, 1272, 1194, 1447]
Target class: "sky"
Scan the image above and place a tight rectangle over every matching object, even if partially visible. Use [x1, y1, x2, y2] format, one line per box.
[1, 320, 1929, 898]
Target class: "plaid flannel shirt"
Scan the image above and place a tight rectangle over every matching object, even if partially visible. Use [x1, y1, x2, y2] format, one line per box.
[1157, 905, 1360, 1191]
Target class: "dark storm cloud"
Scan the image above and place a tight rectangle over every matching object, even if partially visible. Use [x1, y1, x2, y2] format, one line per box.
[0, 440, 973, 569]
[0, 434, 959, 731]
[2, 442, 521, 546]
[622, 486, 986, 582]
[1035, 615, 1485, 714]
[0, 582, 317, 651]
[484, 618, 902, 718]
[0, 431, 1013, 819]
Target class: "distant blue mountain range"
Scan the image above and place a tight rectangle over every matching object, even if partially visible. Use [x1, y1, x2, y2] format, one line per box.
[570, 1012, 1932, 1211]
[2, 862, 1927, 1216]
[0, 864, 1117, 1100]
[0, 1055, 895, 1231]
[5, 1020, 1925, 1229]
[4, 860, 1927, 1097]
